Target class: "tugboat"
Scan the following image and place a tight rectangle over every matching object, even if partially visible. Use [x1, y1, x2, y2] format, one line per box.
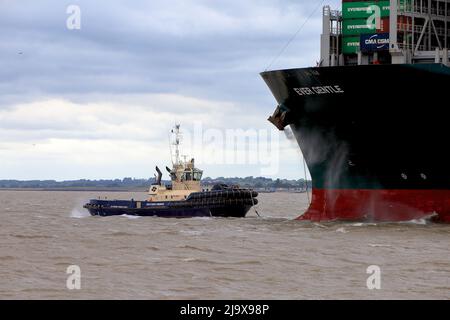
[83, 125, 258, 217]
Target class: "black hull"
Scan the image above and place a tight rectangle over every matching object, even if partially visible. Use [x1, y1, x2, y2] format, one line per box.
[84, 189, 258, 218]
[261, 63, 450, 222]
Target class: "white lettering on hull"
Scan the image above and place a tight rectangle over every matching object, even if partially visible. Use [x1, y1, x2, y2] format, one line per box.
[294, 85, 344, 96]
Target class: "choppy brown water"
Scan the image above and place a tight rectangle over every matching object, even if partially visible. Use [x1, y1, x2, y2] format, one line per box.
[0, 190, 449, 299]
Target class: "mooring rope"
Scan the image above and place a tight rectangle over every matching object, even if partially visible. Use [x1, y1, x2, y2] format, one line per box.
[303, 156, 311, 205]
[250, 190, 261, 217]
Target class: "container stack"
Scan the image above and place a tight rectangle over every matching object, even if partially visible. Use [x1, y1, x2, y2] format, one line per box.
[321, 1, 449, 65]
[342, 0, 391, 55]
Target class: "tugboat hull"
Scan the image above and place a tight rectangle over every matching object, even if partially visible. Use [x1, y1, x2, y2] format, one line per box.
[84, 201, 255, 218]
[84, 205, 253, 218]
[84, 190, 258, 218]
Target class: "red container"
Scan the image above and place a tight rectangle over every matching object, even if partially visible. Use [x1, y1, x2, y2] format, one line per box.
[377, 17, 390, 33]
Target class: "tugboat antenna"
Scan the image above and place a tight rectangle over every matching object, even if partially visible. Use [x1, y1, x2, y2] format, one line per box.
[168, 132, 173, 165]
[170, 124, 182, 165]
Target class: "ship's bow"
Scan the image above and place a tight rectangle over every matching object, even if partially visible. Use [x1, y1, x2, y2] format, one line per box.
[261, 64, 450, 222]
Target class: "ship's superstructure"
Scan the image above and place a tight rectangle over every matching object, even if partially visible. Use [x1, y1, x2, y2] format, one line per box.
[321, 0, 449, 67]
[148, 125, 203, 202]
[262, 1, 450, 222]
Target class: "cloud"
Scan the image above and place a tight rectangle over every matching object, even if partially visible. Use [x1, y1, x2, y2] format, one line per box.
[0, 0, 342, 179]
[0, 0, 331, 105]
[0, 95, 305, 179]
[0, 94, 264, 150]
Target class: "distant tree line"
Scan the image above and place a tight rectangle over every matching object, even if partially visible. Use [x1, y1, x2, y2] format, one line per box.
[0, 176, 312, 190]
[0, 178, 154, 189]
[202, 176, 312, 190]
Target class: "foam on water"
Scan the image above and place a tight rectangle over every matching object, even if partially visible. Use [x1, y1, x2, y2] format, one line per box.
[120, 214, 141, 220]
[70, 207, 90, 218]
[401, 213, 437, 225]
[350, 222, 378, 227]
[312, 222, 329, 229]
[403, 218, 428, 225]
[191, 217, 213, 221]
[368, 244, 392, 248]
[335, 227, 348, 233]
[179, 230, 205, 236]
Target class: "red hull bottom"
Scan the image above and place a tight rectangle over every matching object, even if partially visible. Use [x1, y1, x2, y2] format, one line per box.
[298, 189, 450, 223]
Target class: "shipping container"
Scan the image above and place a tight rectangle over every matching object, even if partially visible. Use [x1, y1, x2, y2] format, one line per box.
[342, 1, 390, 19]
[343, 17, 389, 35]
[324, 0, 449, 63]
[343, 18, 376, 35]
[343, 36, 361, 54]
[378, 17, 390, 33]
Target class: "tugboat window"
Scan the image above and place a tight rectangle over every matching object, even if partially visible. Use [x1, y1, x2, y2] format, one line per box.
[193, 171, 203, 181]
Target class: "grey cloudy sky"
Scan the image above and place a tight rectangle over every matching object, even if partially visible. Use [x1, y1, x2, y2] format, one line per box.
[0, 0, 341, 180]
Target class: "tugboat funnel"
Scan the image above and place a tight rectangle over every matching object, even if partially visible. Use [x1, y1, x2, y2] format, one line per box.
[155, 166, 163, 185]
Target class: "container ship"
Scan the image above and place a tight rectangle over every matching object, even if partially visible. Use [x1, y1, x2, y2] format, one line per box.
[261, 0, 450, 222]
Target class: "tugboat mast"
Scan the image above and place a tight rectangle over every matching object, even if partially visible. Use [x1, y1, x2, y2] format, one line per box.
[171, 124, 182, 165]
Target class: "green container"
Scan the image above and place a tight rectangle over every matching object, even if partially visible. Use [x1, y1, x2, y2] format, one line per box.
[343, 37, 361, 54]
[343, 19, 377, 35]
[342, 1, 390, 19]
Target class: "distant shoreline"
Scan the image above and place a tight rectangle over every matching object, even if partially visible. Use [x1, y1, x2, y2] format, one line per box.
[0, 187, 147, 192]
[0, 187, 307, 193]
[0, 177, 311, 192]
